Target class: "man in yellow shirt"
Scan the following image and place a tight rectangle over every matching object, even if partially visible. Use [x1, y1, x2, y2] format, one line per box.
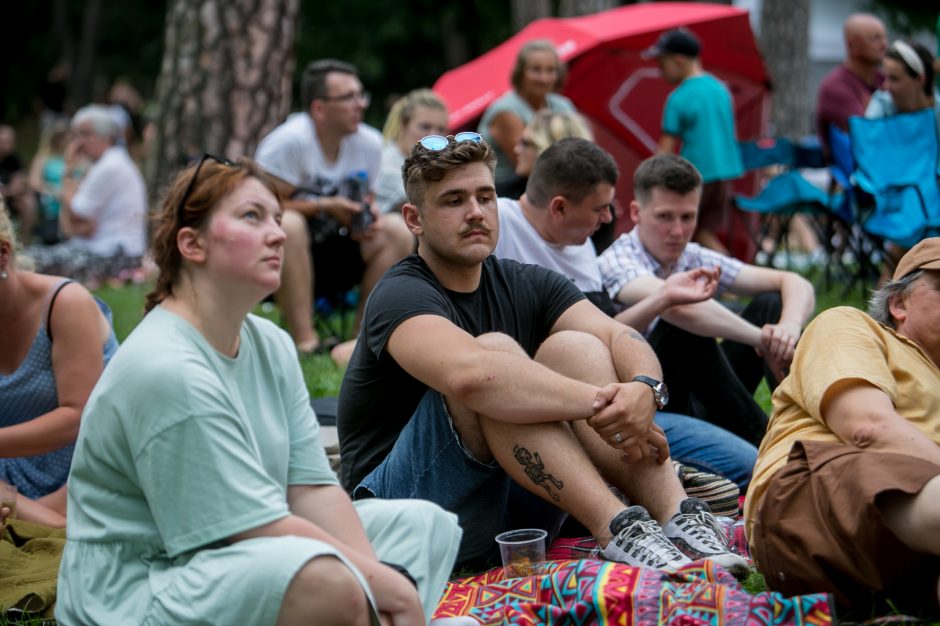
[745, 237, 940, 615]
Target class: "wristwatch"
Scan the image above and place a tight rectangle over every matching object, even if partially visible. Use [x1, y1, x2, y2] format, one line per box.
[632, 375, 669, 410]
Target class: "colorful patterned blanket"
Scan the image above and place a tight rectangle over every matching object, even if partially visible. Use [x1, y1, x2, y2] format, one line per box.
[432, 558, 834, 625]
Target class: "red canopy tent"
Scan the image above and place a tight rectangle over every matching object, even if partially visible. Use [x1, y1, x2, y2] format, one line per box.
[433, 2, 771, 259]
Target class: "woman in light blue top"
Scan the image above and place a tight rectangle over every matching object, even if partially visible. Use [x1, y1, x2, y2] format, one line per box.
[0, 199, 117, 528]
[478, 39, 576, 195]
[56, 156, 460, 625]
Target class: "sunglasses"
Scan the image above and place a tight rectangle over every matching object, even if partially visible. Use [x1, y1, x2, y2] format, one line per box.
[178, 153, 237, 222]
[418, 131, 482, 151]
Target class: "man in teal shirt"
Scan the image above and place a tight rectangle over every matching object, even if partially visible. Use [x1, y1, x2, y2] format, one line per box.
[645, 29, 743, 255]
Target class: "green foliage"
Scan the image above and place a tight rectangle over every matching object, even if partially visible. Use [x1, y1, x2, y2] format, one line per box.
[295, 0, 513, 128]
[0, 1, 167, 121]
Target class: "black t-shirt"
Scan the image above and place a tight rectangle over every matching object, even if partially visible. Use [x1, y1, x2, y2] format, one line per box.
[338, 254, 585, 490]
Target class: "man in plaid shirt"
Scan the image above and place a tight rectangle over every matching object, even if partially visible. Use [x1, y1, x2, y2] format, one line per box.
[599, 155, 815, 446]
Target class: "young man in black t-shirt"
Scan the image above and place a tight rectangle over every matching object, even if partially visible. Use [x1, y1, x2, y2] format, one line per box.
[337, 134, 746, 572]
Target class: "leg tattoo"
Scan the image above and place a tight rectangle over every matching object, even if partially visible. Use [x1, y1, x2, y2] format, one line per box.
[513, 445, 564, 501]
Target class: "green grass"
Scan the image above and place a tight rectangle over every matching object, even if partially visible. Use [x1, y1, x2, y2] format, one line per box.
[93, 283, 347, 398]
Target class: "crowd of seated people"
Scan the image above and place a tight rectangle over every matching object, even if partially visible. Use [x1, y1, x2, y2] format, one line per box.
[5, 25, 940, 619]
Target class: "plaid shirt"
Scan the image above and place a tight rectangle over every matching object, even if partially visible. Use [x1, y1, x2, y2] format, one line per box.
[598, 229, 743, 327]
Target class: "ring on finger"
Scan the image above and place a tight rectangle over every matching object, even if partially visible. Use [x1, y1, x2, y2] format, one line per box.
[613, 432, 623, 444]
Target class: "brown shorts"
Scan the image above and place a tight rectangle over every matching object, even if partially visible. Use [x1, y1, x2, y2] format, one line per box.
[697, 180, 730, 233]
[750, 440, 940, 615]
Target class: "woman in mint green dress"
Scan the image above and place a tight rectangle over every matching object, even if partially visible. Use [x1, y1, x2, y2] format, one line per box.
[55, 156, 461, 625]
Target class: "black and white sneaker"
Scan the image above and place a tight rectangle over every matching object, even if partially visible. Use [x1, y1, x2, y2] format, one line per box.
[662, 498, 749, 574]
[601, 506, 692, 570]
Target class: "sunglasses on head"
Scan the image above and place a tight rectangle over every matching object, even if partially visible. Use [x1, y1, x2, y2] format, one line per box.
[178, 153, 237, 221]
[417, 131, 482, 151]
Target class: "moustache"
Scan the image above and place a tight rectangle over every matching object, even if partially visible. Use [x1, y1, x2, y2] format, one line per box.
[459, 225, 491, 237]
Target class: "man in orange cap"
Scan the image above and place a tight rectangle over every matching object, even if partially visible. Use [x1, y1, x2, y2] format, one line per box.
[745, 237, 940, 615]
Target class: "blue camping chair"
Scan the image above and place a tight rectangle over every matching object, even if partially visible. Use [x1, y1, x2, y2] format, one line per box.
[824, 125, 883, 291]
[734, 136, 840, 268]
[848, 108, 940, 249]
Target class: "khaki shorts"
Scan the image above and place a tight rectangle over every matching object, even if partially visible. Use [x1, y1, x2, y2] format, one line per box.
[750, 440, 940, 615]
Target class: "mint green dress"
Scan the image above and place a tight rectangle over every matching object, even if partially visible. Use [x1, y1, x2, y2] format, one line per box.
[55, 307, 461, 625]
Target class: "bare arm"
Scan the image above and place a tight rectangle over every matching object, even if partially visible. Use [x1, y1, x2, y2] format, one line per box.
[732, 265, 815, 365]
[658, 134, 678, 154]
[822, 380, 940, 465]
[549, 300, 668, 463]
[0, 284, 106, 456]
[617, 275, 764, 347]
[487, 110, 525, 168]
[386, 314, 599, 424]
[58, 144, 96, 237]
[58, 176, 96, 238]
[613, 266, 719, 333]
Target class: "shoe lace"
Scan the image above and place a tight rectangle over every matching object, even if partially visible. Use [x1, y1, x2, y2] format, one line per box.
[676, 511, 728, 552]
[619, 518, 686, 565]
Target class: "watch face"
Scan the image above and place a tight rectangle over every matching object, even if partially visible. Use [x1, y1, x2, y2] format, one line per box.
[656, 382, 669, 408]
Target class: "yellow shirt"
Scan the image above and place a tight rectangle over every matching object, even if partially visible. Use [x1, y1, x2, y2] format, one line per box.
[744, 306, 940, 541]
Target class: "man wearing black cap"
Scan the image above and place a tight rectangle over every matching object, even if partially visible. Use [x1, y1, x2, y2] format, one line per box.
[745, 237, 940, 614]
[644, 28, 743, 255]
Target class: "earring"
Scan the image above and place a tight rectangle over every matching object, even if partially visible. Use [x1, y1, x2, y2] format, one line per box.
[0, 270, 7, 279]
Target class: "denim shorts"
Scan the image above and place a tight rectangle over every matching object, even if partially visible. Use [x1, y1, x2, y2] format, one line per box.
[354, 389, 566, 566]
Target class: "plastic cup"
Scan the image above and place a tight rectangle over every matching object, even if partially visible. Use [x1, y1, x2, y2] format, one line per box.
[495, 528, 547, 578]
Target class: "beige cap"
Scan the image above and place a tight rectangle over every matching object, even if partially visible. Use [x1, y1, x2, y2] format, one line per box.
[893, 237, 940, 280]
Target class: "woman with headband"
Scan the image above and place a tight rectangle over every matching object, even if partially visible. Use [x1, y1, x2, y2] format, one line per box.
[866, 39, 940, 127]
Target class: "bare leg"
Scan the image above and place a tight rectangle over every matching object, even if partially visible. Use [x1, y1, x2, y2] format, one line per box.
[447, 332, 679, 548]
[531, 330, 686, 523]
[880, 474, 940, 555]
[276, 556, 371, 626]
[330, 338, 357, 368]
[276, 210, 320, 352]
[357, 213, 414, 334]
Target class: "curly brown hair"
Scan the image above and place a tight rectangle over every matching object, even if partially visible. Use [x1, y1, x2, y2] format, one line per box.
[145, 157, 281, 313]
[402, 137, 496, 209]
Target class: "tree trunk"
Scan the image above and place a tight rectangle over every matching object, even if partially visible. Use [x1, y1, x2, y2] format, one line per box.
[147, 0, 299, 200]
[511, 0, 551, 31]
[759, 0, 811, 138]
[559, 0, 617, 17]
[71, 0, 102, 107]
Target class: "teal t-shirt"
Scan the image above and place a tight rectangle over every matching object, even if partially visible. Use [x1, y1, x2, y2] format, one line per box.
[662, 74, 744, 183]
[57, 306, 338, 621]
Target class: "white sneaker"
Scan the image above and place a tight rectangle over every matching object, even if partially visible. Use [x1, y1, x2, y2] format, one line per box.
[601, 506, 692, 570]
[662, 498, 749, 574]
